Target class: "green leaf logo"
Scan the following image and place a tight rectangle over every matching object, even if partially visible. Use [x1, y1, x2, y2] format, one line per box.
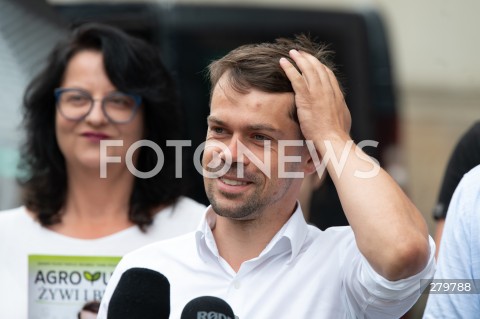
[84, 271, 101, 284]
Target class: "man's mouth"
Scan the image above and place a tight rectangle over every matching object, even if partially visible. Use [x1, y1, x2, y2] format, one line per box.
[219, 177, 249, 186]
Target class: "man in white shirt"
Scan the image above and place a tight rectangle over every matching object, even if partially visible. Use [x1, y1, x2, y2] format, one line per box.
[98, 35, 435, 318]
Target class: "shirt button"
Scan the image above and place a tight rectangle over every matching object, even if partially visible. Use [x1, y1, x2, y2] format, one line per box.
[233, 280, 241, 289]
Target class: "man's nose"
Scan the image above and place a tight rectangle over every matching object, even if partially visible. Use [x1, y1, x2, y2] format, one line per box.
[222, 135, 249, 166]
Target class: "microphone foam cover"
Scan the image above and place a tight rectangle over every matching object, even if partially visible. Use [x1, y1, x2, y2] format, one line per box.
[107, 267, 170, 319]
[181, 296, 235, 319]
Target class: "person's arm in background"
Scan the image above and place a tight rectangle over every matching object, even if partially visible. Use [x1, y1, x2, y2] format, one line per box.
[432, 121, 480, 257]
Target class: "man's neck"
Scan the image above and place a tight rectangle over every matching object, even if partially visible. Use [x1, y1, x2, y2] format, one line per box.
[212, 204, 296, 272]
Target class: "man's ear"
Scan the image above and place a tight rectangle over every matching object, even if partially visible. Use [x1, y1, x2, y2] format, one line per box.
[303, 149, 327, 187]
[303, 151, 318, 176]
[304, 154, 327, 191]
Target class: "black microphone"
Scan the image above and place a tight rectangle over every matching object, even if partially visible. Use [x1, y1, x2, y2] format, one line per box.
[107, 267, 170, 319]
[181, 296, 235, 319]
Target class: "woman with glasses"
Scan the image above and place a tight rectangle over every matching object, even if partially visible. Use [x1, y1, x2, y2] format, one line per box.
[0, 23, 205, 318]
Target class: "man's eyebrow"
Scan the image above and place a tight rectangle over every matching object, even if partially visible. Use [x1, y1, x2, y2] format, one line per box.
[206, 116, 224, 126]
[246, 124, 280, 133]
[207, 116, 280, 132]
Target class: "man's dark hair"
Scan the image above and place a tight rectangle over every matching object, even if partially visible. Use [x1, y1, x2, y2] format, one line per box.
[208, 34, 340, 123]
[19, 23, 184, 230]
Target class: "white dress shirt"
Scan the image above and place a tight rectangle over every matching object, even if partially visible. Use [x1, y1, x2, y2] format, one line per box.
[98, 204, 435, 318]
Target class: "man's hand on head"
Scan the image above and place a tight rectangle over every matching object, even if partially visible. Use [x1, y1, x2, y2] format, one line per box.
[279, 49, 351, 144]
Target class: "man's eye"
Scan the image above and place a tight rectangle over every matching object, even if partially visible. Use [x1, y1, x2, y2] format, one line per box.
[212, 127, 224, 134]
[253, 134, 269, 141]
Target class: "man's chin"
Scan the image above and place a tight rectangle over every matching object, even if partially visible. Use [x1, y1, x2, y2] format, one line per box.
[211, 199, 245, 219]
[211, 197, 237, 212]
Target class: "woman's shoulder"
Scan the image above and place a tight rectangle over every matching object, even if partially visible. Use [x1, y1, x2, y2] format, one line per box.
[0, 206, 29, 223]
[172, 196, 207, 214]
[148, 197, 206, 238]
[160, 196, 207, 221]
[0, 206, 36, 238]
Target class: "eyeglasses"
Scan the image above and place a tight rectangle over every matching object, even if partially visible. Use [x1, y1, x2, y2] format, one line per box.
[54, 88, 142, 124]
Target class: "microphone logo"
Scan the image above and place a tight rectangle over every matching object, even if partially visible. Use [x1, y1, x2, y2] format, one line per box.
[181, 296, 236, 319]
[196, 311, 233, 319]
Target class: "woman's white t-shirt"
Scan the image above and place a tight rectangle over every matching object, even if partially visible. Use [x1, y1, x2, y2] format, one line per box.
[0, 196, 205, 319]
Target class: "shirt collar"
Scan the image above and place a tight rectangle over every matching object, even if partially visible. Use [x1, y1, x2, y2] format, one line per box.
[281, 202, 310, 263]
[194, 203, 309, 264]
[195, 206, 219, 261]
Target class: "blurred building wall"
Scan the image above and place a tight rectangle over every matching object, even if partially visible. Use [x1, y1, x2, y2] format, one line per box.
[50, 0, 479, 92]
[0, 0, 66, 209]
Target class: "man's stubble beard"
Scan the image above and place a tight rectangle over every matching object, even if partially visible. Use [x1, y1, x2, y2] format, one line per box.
[205, 174, 293, 220]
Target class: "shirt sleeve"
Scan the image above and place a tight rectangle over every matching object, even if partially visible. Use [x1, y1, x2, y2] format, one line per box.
[424, 167, 480, 318]
[342, 236, 436, 318]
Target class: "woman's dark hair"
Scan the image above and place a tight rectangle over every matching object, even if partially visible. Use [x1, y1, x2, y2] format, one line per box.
[19, 23, 185, 230]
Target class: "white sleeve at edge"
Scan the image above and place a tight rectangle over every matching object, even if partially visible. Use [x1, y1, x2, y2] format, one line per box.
[97, 257, 130, 319]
